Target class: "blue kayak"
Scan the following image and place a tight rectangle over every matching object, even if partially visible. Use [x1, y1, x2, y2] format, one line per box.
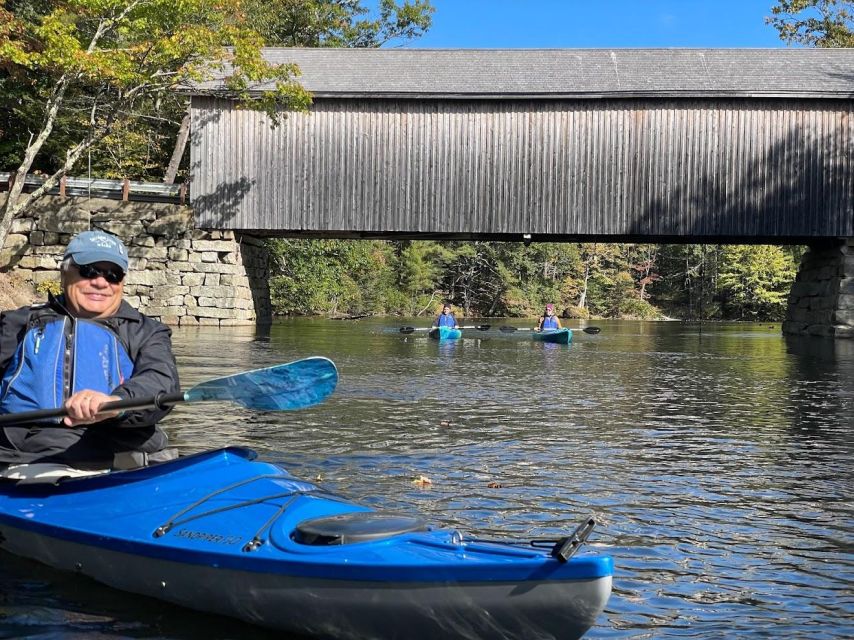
[533, 328, 573, 344]
[0, 447, 612, 639]
[428, 326, 462, 340]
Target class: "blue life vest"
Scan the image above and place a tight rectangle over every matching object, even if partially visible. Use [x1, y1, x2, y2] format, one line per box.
[0, 313, 134, 419]
[436, 313, 456, 328]
[542, 315, 559, 330]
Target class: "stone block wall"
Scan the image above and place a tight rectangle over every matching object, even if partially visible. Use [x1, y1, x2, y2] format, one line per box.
[783, 239, 854, 339]
[0, 195, 271, 326]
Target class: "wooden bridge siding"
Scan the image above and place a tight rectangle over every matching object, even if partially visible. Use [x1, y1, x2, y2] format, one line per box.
[191, 96, 853, 239]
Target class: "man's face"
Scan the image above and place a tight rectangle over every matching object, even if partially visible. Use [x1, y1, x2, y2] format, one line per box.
[62, 261, 125, 319]
[443, 306, 451, 314]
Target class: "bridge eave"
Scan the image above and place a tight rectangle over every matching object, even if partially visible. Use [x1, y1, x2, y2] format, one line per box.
[188, 89, 854, 101]
[201, 228, 842, 246]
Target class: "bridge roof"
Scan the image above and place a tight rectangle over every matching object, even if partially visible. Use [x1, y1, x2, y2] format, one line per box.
[193, 48, 854, 99]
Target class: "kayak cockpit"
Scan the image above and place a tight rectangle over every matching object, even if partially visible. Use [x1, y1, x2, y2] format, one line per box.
[0, 447, 259, 490]
[294, 511, 429, 545]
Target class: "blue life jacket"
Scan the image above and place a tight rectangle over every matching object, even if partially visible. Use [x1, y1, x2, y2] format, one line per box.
[0, 311, 134, 419]
[542, 315, 559, 330]
[436, 313, 456, 328]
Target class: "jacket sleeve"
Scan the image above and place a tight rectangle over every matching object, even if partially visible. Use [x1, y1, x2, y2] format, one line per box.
[110, 317, 180, 428]
[0, 307, 30, 377]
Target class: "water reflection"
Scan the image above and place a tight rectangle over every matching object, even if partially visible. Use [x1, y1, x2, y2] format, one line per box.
[1, 319, 851, 639]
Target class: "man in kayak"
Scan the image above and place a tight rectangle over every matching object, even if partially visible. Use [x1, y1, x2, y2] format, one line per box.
[537, 303, 562, 331]
[432, 302, 458, 329]
[0, 230, 180, 470]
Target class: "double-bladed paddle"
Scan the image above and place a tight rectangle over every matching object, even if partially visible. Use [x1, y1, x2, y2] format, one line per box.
[399, 325, 491, 334]
[0, 356, 338, 427]
[499, 326, 601, 335]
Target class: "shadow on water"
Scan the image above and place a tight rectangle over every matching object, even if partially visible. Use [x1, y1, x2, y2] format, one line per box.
[782, 335, 854, 444]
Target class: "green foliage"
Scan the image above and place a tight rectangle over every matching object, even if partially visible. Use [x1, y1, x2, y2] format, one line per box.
[0, 3, 303, 178]
[0, 0, 434, 204]
[266, 239, 802, 323]
[767, 0, 854, 47]
[244, 0, 434, 47]
[1, 0, 311, 122]
[269, 239, 397, 315]
[654, 244, 722, 320]
[563, 305, 590, 320]
[34, 278, 61, 297]
[397, 240, 442, 314]
[615, 297, 661, 320]
[0, 0, 318, 240]
[717, 245, 798, 320]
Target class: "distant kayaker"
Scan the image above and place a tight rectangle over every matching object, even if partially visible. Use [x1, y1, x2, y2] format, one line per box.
[537, 303, 562, 331]
[432, 302, 458, 329]
[0, 230, 180, 470]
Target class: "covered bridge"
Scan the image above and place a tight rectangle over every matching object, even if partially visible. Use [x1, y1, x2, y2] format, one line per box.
[189, 48, 853, 244]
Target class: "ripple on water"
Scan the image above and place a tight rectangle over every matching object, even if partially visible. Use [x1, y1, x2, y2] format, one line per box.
[2, 320, 852, 639]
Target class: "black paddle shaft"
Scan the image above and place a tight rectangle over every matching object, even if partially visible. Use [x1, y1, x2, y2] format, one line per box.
[499, 326, 601, 334]
[0, 392, 187, 426]
[400, 324, 490, 334]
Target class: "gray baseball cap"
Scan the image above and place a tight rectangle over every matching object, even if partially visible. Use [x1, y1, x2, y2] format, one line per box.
[64, 230, 129, 271]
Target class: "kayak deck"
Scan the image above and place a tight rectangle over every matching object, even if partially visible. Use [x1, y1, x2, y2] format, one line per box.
[0, 447, 612, 639]
[428, 326, 462, 340]
[532, 328, 573, 344]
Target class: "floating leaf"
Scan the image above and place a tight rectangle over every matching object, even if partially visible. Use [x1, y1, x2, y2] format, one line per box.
[411, 474, 432, 487]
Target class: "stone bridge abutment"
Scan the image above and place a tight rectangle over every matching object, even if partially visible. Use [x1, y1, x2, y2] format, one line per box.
[784, 240, 854, 338]
[0, 194, 271, 326]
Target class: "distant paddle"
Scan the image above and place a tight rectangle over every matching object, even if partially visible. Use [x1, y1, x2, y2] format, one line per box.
[499, 326, 601, 335]
[399, 325, 491, 334]
[0, 357, 338, 427]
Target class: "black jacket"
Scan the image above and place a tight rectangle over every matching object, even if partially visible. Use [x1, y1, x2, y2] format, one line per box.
[0, 295, 180, 465]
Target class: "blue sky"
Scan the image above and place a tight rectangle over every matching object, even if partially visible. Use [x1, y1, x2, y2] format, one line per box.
[394, 0, 790, 48]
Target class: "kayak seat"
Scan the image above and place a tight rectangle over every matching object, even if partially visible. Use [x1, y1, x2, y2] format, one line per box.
[0, 462, 110, 485]
[293, 511, 428, 545]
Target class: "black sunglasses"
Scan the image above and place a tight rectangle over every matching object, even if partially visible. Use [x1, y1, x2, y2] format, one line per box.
[76, 263, 125, 284]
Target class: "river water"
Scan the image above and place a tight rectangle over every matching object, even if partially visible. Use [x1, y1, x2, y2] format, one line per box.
[0, 319, 852, 639]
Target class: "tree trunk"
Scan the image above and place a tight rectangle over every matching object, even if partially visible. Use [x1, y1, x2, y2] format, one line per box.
[0, 73, 73, 251]
[164, 104, 191, 184]
[578, 262, 590, 309]
[0, 10, 132, 249]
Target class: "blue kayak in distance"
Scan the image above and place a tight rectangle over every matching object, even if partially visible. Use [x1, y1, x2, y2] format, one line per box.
[0, 447, 612, 639]
[533, 328, 573, 344]
[428, 325, 462, 340]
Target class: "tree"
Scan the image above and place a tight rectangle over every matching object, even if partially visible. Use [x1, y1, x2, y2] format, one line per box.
[717, 245, 798, 320]
[397, 240, 442, 315]
[244, 0, 434, 48]
[631, 245, 660, 300]
[767, 0, 854, 47]
[269, 238, 398, 315]
[0, 0, 313, 250]
[163, 0, 434, 183]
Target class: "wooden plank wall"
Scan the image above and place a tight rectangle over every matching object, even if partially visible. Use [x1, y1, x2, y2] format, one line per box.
[191, 96, 853, 241]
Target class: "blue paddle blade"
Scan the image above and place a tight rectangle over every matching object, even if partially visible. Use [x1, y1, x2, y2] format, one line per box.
[184, 357, 338, 411]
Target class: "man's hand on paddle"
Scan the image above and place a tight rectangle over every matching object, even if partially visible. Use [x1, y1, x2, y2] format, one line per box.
[63, 390, 122, 426]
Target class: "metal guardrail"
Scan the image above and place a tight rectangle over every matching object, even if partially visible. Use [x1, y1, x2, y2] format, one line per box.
[0, 172, 188, 204]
